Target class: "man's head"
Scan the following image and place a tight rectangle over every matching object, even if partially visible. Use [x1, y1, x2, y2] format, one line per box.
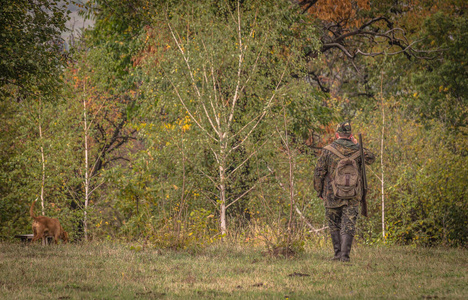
[335, 121, 352, 139]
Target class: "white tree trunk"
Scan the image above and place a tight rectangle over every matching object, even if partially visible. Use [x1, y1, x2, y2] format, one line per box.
[381, 110, 386, 240]
[219, 136, 227, 236]
[282, 107, 295, 254]
[38, 117, 45, 216]
[83, 83, 89, 241]
[380, 73, 386, 241]
[220, 192, 227, 236]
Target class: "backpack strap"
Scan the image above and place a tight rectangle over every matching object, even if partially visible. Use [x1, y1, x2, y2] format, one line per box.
[349, 150, 361, 160]
[323, 145, 345, 159]
[323, 145, 360, 160]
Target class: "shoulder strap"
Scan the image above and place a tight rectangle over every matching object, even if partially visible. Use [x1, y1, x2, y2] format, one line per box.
[324, 145, 361, 161]
[349, 150, 361, 160]
[323, 145, 345, 159]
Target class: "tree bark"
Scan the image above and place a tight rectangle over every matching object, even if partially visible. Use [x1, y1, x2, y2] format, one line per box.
[38, 101, 45, 216]
[83, 80, 89, 241]
[219, 135, 227, 236]
[380, 72, 386, 241]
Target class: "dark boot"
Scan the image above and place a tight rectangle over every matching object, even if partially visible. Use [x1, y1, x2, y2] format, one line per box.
[340, 233, 354, 262]
[330, 231, 341, 260]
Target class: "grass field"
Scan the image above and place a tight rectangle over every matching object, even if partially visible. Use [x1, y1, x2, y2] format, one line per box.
[0, 241, 466, 299]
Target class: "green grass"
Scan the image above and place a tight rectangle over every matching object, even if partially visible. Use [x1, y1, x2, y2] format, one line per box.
[0, 241, 466, 299]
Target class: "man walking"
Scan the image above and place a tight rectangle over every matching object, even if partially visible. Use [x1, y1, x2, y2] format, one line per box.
[314, 122, 375, 262]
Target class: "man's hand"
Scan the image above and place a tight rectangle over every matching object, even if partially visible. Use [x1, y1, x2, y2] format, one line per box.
[350, 134, 358, 144]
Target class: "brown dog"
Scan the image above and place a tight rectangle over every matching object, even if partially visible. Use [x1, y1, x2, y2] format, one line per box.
[30, 200, 68, 244]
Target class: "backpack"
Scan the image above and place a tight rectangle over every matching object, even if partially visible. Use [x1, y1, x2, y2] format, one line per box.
[323, 145, 362, 200]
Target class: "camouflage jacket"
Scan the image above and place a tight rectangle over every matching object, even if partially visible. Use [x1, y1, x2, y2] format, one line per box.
[314, 138, 376, 208]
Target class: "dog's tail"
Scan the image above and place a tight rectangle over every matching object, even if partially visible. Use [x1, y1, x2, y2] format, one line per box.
[30, 198, 38, 219]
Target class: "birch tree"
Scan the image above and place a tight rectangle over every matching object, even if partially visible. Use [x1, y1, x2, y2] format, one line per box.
[82, 79, 90, 240]
[380, 73, 386, 241]
[142, 0, 318, 235]
[38, 100, 46, 216]
[66, 49, 138, 240]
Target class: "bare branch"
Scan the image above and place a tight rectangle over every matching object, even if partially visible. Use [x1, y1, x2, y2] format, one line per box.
[321, 43, 354, 58]
[201, 96, 221, 137]
[209, 145, 221, 165]
[229, 60, 290, 154]
[199, 190, 218, 207]
[88, 180, 106, 195]
[319, 13, 441, 61]
[368, 165, 383, 184]
[305, 71, 330, 93]
[225, 173, 270, 209]
[225, 185, 256, 210]
[239, 30, 269, 96]
[166, 21, 201, 98]
[294, 205, 322, 233]
[227, 1, 245, 130]
[331, 29, 406, 45]
[168, 130, 218, 186]
[227, 137, 270, 179]
[323, 39, 423, 59]
[167, 78, 219, 142]
[267, 162, 322, 234]
[358, 16, 393, 31]
[229, 114, 261, 141]
[299, 0, 318, 14]
[200, 41, 221, 129]
[355, 40, 420, 57]
[166, 20, 220, 137]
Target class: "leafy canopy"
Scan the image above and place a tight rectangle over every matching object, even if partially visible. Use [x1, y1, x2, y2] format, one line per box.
[0, 0, 70, 99]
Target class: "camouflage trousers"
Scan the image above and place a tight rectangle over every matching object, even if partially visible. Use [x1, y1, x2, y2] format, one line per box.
[326, 205, 359, 236]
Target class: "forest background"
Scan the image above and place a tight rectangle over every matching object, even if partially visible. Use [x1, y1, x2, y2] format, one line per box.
[1, 0, 467, 251]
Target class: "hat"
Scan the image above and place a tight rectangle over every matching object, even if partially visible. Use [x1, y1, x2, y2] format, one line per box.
[336, 121, 352, 133]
